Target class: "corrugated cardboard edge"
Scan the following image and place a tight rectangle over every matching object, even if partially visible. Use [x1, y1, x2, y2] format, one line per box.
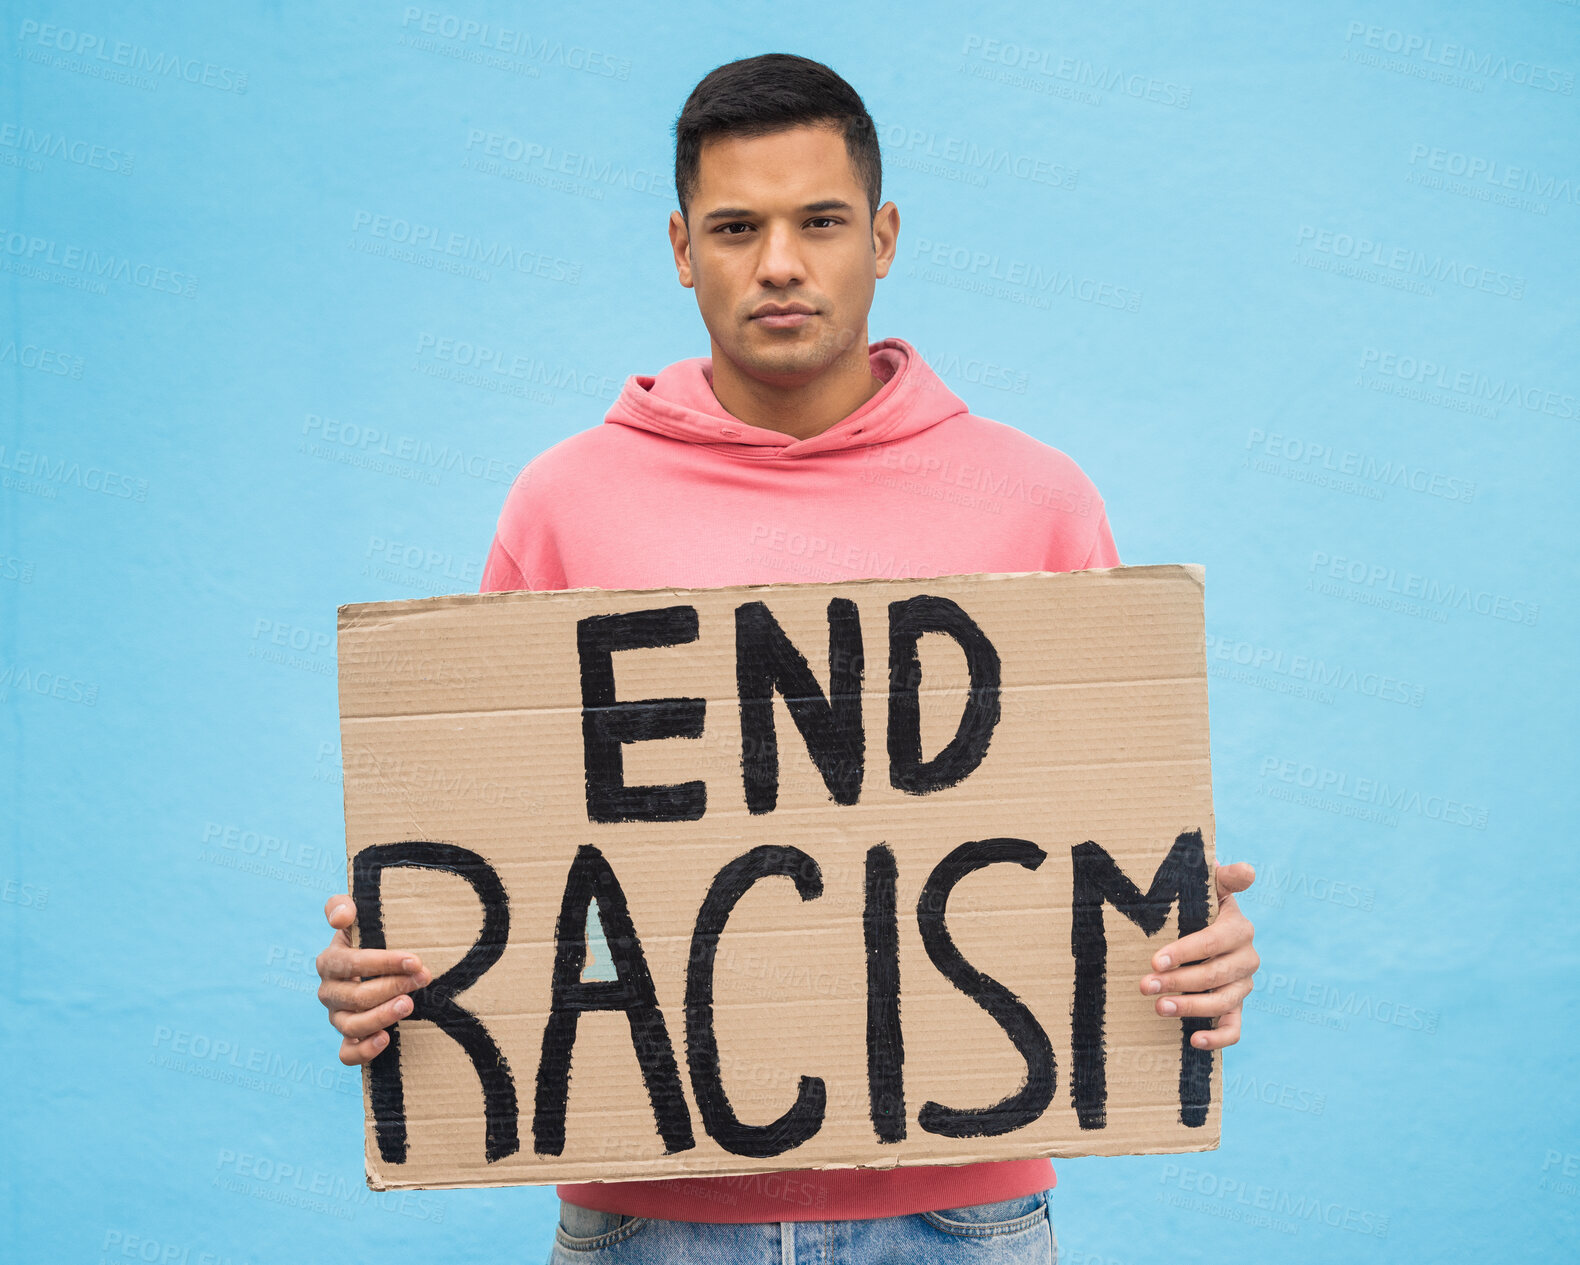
[335, 564, 1205, 630]
[363, 1133, 1225, 1192]
[339, 562, 1214, 1191]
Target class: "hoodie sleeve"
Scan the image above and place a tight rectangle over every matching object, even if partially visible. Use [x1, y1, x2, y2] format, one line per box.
[478, 460, 571, 594]
[1076, 503, 1121, 569]
[480, 533, 529, 593]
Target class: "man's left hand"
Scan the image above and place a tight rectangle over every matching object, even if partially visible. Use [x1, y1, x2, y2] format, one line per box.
[1139, 861, 1259, 1051]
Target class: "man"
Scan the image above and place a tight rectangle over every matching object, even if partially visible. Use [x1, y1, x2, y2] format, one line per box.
[315, 53, 1259, 1263]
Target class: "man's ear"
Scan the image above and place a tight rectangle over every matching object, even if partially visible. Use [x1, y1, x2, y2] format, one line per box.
[872, 201, 900, 281]
[669, 210, 695, 289]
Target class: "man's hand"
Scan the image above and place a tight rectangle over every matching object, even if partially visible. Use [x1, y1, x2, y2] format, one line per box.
[1139, 861, 1258, 1051]
[315, 894, 432, 1066]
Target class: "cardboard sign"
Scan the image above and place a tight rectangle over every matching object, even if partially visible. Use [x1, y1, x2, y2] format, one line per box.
[336, 565, 1220, 1191]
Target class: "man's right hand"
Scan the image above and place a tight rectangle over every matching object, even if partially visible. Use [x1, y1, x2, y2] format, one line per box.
[315, 894, 432, 1066]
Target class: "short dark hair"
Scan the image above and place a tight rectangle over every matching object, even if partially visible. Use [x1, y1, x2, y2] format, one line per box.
[673, 54, 882, 224]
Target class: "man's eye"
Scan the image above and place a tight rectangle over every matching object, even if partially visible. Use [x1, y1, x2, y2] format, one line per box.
[807, 217, 839, 228]
[717, 222, 752, 235]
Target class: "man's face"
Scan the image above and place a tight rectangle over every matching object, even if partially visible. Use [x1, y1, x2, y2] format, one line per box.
[669, 123, 899, 386]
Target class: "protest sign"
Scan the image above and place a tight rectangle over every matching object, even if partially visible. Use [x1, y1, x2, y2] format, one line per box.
[336, 564, 1220, 1190]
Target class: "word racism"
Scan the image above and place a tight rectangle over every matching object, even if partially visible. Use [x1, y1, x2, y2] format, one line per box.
[336, 568, 1221, 1187]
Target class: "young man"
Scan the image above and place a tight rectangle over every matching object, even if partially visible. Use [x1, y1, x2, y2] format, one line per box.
[315, 54, 1259, 1263]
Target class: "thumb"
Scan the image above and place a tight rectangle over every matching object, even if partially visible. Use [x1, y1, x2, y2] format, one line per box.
[1215, 862, 1256, 900]
[325, 894, 357, 930]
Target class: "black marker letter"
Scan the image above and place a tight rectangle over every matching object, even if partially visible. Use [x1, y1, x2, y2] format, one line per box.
[578, 606, 706, 823]
[735, 597, 864, 814]
[864, 843, 905, 1142]
[1070, 829, 1211, 1130]
[686, 845, 826, 1157]
[352, 841, 518, 1164]
[916, 838, 1054, 1137]
[888, 595, 1001, 794]
[533, 845, 694, 1157]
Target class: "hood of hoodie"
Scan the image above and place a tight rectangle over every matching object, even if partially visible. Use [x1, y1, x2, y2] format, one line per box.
[602, 337, 970, 460]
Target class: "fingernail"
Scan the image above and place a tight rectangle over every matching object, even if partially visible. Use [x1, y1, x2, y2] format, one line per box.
[1158, 999, 1177, 1015]
[394, 996, 413, 1017]
[1193, 1033, 1209, 1047]
[1143, 978, 1161, 995]
[401, 957, 419, 972]
[415, 969, 432, 987]
[1156, 954, 1172, 969]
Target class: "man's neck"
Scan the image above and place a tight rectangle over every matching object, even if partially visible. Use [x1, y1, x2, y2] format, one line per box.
[708, 337, 885, 442]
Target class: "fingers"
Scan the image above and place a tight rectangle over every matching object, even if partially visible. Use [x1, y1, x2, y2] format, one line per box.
[1149, 974, 1252, 1019]
[1215, 861, 1256, 899]
[339, 1031, 391, 1066]
[1151, 906, 1253, 973]
[318, 965, 433, 1014]
[1193, 1005, 1242, 1051]
[328, 991, 417, 1041]
[319, 895, 429, 1064]
[316, 942, 426, 983]
[1141, 945, 1260, 997]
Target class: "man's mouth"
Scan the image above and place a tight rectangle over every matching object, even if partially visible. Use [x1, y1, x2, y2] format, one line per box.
[750, 303, 817, 330]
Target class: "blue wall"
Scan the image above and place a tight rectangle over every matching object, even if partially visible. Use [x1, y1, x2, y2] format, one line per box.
[3, 2, 1576, 1261]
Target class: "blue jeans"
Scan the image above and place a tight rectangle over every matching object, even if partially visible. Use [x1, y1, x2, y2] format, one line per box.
[547, 1191, 1057, 1263]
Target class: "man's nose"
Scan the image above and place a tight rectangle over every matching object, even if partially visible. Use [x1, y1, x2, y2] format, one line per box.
[755, 223, 805, 289]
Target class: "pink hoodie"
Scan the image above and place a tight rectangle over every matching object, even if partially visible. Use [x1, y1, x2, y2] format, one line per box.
[480, 336, 1120, 1223]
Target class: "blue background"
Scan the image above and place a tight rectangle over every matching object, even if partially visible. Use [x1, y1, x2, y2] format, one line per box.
[3, 2, 1576, 1261]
